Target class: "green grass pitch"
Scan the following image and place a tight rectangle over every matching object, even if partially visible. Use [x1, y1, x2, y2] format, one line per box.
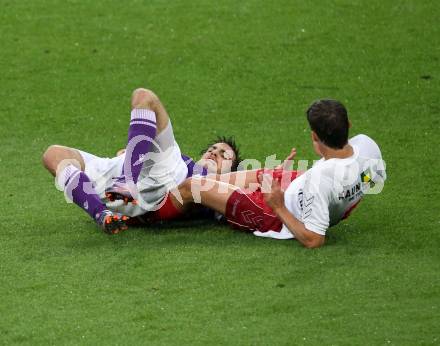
[1, 0, 439, 344]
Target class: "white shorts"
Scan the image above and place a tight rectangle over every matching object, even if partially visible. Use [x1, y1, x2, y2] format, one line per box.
[78, 121, 189, 217]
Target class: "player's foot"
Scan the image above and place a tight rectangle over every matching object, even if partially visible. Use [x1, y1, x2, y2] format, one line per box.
[96, 210, 129, 235]
[105, 178, 137, 205]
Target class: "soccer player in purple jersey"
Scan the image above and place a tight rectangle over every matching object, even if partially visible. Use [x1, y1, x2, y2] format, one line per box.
[42, 88, 241, 234]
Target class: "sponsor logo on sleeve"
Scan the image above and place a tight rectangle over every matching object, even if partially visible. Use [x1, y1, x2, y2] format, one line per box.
[298, 189, 314, 219]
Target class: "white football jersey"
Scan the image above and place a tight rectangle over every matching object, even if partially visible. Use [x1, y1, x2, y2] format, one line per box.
[262, 134, 386, 239]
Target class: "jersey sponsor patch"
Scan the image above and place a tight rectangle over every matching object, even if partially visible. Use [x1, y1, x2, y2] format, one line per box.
[338, 182, 363, 201]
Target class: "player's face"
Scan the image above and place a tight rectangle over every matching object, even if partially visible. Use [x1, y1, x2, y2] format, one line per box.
[199, 142, 235, 174]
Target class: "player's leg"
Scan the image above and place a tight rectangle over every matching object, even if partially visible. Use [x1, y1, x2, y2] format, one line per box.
[131, 88, 170, 134]
[57, 163, 129, 234]
[123, 88, 174, 183]
[127, 175, 232, 224]
[42, 145, 86, 176]
[173, 177, 271, 232]
[174, 177, 238, 215]
[112, 89, 171, 158]
[107, 88, 172, 201]
[42, 145, 128, 234]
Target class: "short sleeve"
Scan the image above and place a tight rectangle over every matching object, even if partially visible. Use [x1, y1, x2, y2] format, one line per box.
[300, 175, 332, 235]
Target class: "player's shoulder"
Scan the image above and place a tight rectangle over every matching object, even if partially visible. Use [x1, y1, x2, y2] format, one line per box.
[350, 134, 382, 153]
[349, 133, 374, 143]
[300, 162, 335, 194]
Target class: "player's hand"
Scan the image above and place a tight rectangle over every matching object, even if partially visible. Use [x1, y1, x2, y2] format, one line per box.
[275, 148, 297, 170]
[261, 174, 285, 211]
[116, 149, 126, 156]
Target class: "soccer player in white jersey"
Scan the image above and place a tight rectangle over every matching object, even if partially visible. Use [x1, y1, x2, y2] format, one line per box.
[42, 88, 241, 234]
[172, 99, 386, 248]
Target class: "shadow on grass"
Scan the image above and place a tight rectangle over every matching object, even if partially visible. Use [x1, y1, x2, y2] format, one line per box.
[72, 217, 312, 252]
[65, 212, 372, 254]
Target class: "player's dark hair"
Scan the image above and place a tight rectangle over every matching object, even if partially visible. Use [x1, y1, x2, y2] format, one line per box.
[306, 99, 349, 149]
[200, 136, 241, 171]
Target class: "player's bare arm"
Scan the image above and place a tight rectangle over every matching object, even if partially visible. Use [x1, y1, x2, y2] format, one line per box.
[204, 147, 298, 190]
[205, 170, 260, 190]
[262, 174, 325, 249]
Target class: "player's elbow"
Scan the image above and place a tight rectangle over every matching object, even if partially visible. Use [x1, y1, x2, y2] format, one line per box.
[301, 234, 325, 249]
[303, 241, 324, 249]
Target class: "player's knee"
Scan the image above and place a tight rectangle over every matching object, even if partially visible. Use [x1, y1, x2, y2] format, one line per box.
[131, 88, 160, 110]
[42, 145, 78, 176]
[42, 145, 61, 174]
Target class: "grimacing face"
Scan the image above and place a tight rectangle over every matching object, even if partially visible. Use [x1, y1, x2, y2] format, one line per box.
[198, 142, 236, 174]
